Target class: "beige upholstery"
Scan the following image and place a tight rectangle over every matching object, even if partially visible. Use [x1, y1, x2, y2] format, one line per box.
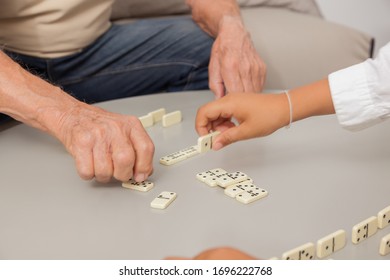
[111, 0, 323, 20]
[241, 7, 373, 89]
[110, 1, 373, 90]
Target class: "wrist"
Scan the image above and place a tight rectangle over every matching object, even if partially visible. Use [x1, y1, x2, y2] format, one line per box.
[218, 15, 245, 35]
[283, 91, 293, 129]
[278, 93, 293, 129]
[35, 92, 81, 136]
[188, 0, 242, 36]
[287, 79, 334, 122]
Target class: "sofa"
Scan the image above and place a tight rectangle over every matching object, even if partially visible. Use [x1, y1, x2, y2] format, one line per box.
[0, 0, 374, 128]
[111, 0, 374, 90]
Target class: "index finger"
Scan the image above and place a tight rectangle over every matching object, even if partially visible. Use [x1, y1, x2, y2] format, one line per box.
[129, 120, 155, 182]
[220, 59, 245, 94]
[195, 97, 233, 135]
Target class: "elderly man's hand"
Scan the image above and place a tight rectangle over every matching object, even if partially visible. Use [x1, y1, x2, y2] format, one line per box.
[53, 103, 154, 183]
[209, 16, 266, 98]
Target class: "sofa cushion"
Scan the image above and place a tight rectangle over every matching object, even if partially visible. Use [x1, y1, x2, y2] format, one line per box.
[237, 0, 321, 17]
[110, 0, 322, 20]
[241, 7, 373, 89]
[110, 1, 373, 90]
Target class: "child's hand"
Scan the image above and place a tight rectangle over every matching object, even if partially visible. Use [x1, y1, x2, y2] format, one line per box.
[195, 92, 290, 150]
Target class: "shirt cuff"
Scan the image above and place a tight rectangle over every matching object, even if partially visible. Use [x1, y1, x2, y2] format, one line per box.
[328, 63, 383, 131]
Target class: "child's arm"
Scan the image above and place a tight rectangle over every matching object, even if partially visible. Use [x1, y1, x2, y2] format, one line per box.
[195, 79, 335, 150]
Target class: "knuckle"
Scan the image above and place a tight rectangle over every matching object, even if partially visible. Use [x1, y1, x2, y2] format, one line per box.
[126, 115, 141, 127]
[139, 138, 155, 154]
[196, 105, 205, 117]
[241, 63, 252, 76]
[114, 150, 134, 167]
[75, 131, 94, 148]
[223, 132, 234, 145]
[142, 144, 155, 159]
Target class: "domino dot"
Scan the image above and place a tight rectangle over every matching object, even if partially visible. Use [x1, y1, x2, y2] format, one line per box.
[317, 229, 346, 259]
[379, 233, 390, 255]
[150, 191, 177, 210]
[383, 214, 390, 225]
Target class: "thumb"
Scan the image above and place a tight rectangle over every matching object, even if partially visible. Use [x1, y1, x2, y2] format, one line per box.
[212, 125, 244, 150]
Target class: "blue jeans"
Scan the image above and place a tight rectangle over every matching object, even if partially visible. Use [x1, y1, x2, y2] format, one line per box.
[4, 17, 213, 105]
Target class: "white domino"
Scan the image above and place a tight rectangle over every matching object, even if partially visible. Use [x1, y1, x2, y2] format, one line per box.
[139, 114, 154, 128]
[379, 233, 390, 256]
[150, 191, 177, 209]
[377, 205, 390, 229]
[159, 151, 187, 166]
[122, 180, 154, 192]
[162, 110, 182, 127]
[197, 134, 211, 153]
[197, 131, 220, 153]
[352, 216, 378, 244]
[196, 168, 227, 187]
[282, 242, 315, 260]
[204, 172, 229, 187]
[224, 180, 257, 198]
[215, 171, 249, 188]
[160, 146, 200, 166]
[235, 188, 268, 204]
[179, 146, 199, 159]
[316, 230, 346, 259]
[148, 108, 166, 123]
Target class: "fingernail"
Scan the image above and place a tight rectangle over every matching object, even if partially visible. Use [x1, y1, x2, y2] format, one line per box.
[134, 173, 147, 182]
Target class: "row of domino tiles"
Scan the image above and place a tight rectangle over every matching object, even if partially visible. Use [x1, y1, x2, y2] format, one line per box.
[275, 205, 390, 259]
[195, 167, 390, 258]
[193, 166, 390, 258]
[139, 108, 182, 128]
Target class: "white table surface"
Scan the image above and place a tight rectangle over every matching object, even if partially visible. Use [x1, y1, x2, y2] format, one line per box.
[0, 90, 389, 260]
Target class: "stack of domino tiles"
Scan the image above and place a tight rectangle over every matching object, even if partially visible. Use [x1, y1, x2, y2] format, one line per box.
[139, 108, 182, 128]
[196, 168, 268, 204]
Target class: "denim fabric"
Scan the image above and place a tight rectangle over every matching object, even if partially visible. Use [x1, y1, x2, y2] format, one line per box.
[5, 16, 213, 105]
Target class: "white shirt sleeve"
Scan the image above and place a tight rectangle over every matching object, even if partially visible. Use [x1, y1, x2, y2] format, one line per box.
[328, 42, 390, 131]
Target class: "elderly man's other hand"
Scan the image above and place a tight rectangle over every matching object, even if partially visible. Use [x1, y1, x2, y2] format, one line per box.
[209, 16, 266, 98]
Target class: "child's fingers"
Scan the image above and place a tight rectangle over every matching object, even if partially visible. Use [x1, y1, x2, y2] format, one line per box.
[195, 98, 233, 136]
